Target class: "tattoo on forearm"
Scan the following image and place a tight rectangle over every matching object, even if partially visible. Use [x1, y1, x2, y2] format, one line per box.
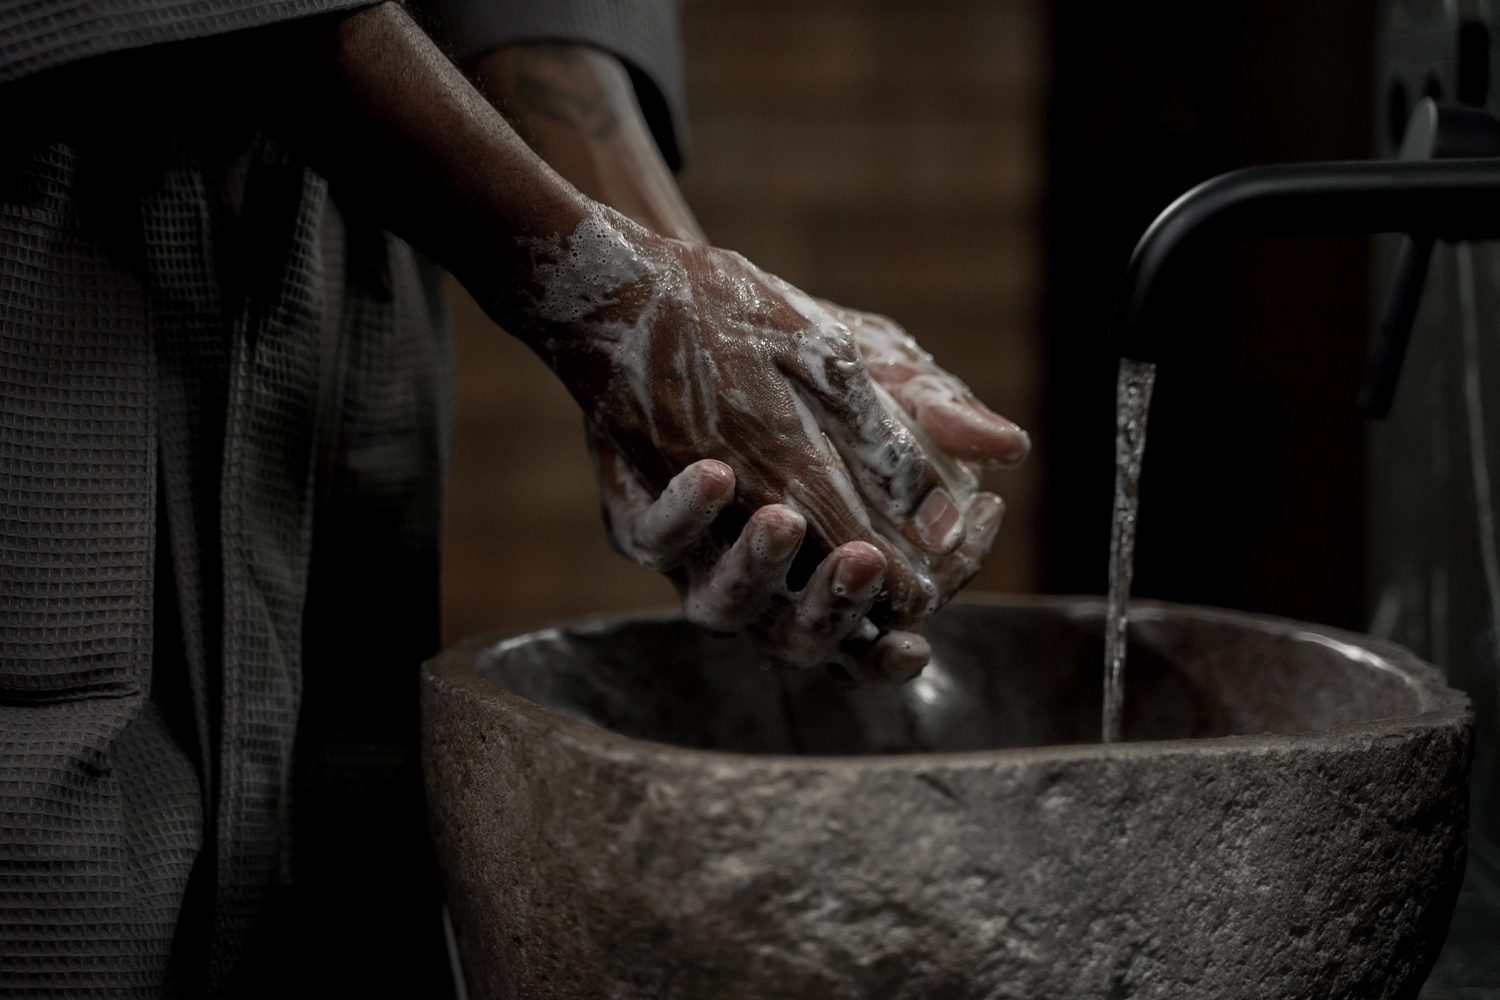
[515, 45, 620, 140]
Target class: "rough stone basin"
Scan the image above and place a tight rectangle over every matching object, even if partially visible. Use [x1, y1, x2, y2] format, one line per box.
[421, 595, 1474, 1000]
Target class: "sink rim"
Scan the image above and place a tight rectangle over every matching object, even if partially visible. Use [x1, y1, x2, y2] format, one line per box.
[422, 593, 1473, 769]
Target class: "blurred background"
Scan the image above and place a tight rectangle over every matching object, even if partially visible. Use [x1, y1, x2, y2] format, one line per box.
[441, 0, 1372, 643]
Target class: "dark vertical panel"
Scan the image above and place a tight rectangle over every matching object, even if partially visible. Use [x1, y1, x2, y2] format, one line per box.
[1043, 0, 1374, 629]
[1042, 1, 1243, 605]
[1232, 0, 1375, 629]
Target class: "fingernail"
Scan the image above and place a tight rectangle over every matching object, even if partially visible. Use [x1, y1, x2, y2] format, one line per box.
[913, 490, 964, 553]
[753, 509, 804, 560]
[876, 633, 930, 684]
[850, 632, 930, 687]
[833, 553, 882, 596]
[697, 461, 735, 499]
[970, 493, 1005, 536]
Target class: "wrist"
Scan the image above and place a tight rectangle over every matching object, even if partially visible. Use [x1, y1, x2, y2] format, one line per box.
[476, 201, 675, 364]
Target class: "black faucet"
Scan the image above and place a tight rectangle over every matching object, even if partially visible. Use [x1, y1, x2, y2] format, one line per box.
[1111, 100, 1500, 415]
[1360, 100, 1500, 416]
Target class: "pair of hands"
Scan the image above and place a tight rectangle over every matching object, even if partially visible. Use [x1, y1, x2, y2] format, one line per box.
[457, 38, 1028, 683]
[258, 5, 1026, 685]
[508, 208, 1028, 686]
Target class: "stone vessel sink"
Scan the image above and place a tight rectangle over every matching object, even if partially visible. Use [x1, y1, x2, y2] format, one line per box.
[421, 595, 1473, 1000]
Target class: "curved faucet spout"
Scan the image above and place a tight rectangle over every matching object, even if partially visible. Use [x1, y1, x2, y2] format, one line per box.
[1113, 158, 1500, 363]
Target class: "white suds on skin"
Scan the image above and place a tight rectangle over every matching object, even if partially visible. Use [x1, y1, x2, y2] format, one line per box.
[520, 203, 964, 631]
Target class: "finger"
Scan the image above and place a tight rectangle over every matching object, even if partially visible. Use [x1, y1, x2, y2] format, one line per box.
[847, 630, 931, 688]
[863, 533, 942, 631]
[929, 492, 1005, 598]
[682, 505, 806, 633]
[772, 291, 956, 554]
[808, 377, 963, 558]
[586, 413, 738, 571]
[628, 459, 736, 570]
[767, 541, 887, 668]
[861, 494, 1002, 633]
[839, 308, 933, 385]
[899, 375, 1030, 468]
[585, 417, 658, 521]
[908, 487, 966, 555]
[827, 390, 959, 556]
[837, 309, 1030, 469]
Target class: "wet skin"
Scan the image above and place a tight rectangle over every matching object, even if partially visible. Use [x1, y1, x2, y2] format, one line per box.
[505, 212, 981, 628]
[262, 5, 1028, 682]
[472, 42, 1030, 679]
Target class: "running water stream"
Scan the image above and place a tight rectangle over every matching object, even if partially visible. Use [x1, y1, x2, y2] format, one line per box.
[1103, 358, 1157, 743]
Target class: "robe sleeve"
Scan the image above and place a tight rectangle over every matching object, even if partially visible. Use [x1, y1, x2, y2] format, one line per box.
[419, 0, 688, 169]
[0, 0, 376, 85]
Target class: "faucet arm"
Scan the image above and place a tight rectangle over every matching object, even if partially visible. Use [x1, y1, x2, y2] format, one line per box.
[1113, 158, 1500, 363]
[1359, 100, 1500, 419]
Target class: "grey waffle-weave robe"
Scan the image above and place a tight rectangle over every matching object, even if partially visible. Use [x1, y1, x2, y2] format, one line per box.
[0, 1, 684, 994]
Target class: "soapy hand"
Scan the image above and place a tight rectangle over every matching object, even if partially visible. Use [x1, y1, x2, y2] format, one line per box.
[560, 245, 1026, 681]
[460, 41, 1030, 680]
[256, 6, 1022, 679]
[587, 424, 958, 684]
[820, 303, 1031, 470]
[504, 205, 989, 629]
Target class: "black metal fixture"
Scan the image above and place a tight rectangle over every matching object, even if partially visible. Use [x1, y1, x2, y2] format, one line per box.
[1111, 153, 1500, 376]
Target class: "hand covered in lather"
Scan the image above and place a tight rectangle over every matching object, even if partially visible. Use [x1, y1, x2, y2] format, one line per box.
[820, 303, 1030, 471]
[587, 428, 941, 685]
[507, 206, 1028, 683]
[243, 5, 1028, 683]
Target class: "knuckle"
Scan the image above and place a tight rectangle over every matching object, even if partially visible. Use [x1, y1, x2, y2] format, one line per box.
[683, 591, 736, 633]
[624, 530, 675, 572]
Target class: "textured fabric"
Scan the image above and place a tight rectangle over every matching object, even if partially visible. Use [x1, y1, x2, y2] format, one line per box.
[209, 146, 327, 987]
[0, 140, 166, 993]
[0, 120, 453, 994]
[426, 0, 688, 167]
[0, 0, 375, 86]
[0, 0, 683, 992]
[262, 199, 456, 995]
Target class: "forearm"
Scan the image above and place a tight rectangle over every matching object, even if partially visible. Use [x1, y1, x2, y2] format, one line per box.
[259, 3, 590, 305]
[469, 42, 705, 243]
[250, 10, 1008, 631]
